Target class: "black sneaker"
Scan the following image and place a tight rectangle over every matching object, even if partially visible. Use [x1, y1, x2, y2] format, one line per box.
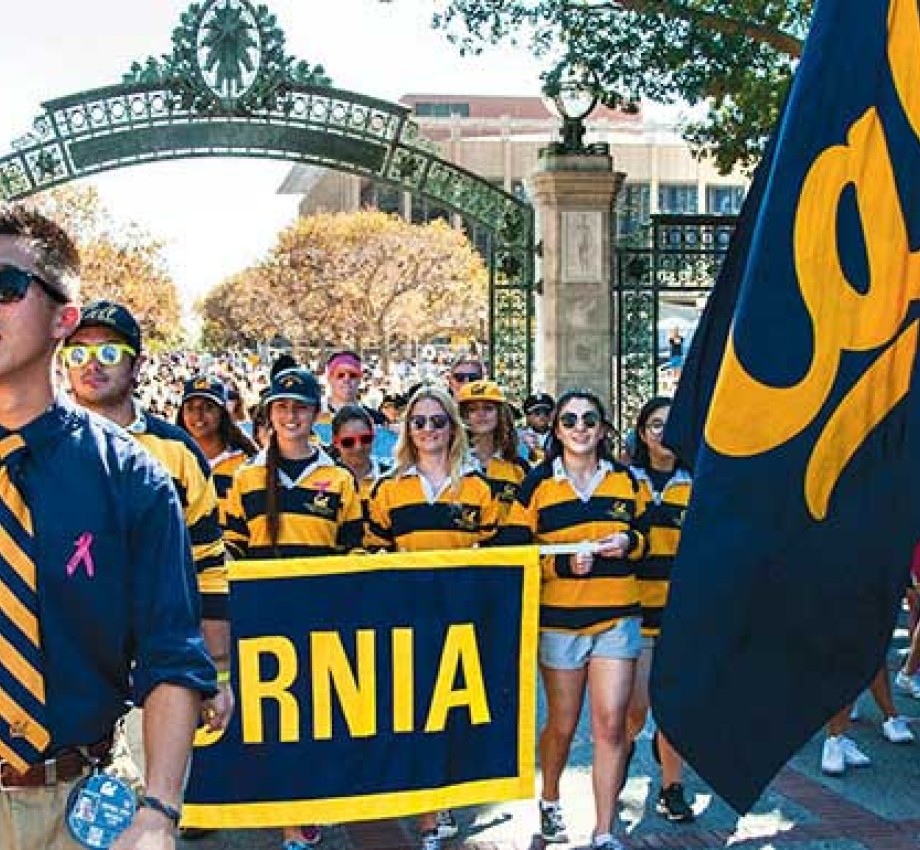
[656, 782, 695, 822]
[539, 800, 569, 843]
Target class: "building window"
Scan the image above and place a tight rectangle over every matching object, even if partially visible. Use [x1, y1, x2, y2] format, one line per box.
[411, 196, 451, 224]
[616, 183, 651, 237]
[414, 102, 471, 118]
[359, 182, 402, 215]
[658, 184, 698, 214]
[706, 185, 746, 215]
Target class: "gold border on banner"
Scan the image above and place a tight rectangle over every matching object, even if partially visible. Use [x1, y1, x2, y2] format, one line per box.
[183, 546, 541, 829]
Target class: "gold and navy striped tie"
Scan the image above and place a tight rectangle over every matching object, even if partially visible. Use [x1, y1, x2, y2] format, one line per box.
[0, 433, 49, 772]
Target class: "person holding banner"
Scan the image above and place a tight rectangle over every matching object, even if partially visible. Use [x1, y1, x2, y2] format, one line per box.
[222, 367, 363, 849]
[624, 397, 695, 823]
[500, 389, 647, 850]
[365, 385, 499, 850]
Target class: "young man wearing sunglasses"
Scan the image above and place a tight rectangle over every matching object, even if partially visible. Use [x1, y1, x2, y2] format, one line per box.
[64, 302, 234, 781]
[0, 204, 215, 850]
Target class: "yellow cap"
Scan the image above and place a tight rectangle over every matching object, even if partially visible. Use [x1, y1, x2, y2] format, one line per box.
[458, 379, 507, 404]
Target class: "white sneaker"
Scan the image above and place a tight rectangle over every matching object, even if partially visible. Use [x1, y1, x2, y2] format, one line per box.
[435, 811, 458, 840]
[881, 716, 915, 744]
[895, 669, 920, 699]
[821, 736, 845, 775]
[841, 736, 872, 767]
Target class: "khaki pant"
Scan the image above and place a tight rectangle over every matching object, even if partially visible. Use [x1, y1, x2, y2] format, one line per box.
[108, 708, 145, 792]
[0, 778, 84, 850]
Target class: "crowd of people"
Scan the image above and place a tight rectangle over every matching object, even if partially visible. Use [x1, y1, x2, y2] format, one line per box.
[1, 203, 918, 850]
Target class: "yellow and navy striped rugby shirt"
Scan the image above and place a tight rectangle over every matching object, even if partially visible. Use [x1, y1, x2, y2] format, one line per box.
[223, 448, 363, 559]
[209, 448, 248, 526]
[365, 465, 499, 552]
[354, 456, 395, 521]
[631, 467, 692, 638]
[500, 457, 648, 635]
[127, 406, 228, 620]
[472, 454, 530, 524]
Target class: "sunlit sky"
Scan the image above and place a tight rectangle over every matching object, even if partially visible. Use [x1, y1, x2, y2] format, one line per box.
[0, 0, 549, 308]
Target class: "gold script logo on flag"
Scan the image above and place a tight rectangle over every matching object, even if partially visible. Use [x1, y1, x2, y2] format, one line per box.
[705, 0, 920, 521]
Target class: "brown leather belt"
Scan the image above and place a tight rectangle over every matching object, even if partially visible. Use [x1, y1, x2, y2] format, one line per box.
[0, 736, 113, 790]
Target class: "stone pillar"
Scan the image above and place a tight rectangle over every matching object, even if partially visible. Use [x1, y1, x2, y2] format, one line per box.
[532, 150, 622, 405]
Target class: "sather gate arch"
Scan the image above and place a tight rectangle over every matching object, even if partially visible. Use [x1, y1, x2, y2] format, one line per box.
[0, 0, 534, 398]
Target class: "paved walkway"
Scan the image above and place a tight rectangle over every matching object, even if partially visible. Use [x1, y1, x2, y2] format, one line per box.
[179, 644, 920, 850]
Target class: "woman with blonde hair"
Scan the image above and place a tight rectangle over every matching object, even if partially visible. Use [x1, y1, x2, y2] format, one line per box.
[366, 385, 499, 850]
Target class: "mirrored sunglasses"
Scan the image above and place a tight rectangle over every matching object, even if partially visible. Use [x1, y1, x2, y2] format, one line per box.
[409, 413, 450, 431]
[558, 410, 601, 429]
[0, 264, 67, 305]
[335, 432, 374, 450]
[61, 342, 137, 369]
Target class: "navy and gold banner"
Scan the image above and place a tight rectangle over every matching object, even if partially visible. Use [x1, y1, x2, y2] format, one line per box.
[654, 0, 920, 813]
[182, 547, 540, 828]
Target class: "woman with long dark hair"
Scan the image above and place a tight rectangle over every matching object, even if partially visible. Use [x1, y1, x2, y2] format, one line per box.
[500, 389, 647, 850]
[625, 396, 695, 823]
[176, 375, 258, 523]
[222, 368, 363, 850]
[331, 404, 393, 517]
[365, 385, 499, 850]
[456, 379, 529, 522]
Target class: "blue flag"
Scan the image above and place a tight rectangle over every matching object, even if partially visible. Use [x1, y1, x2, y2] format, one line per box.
[653, 0, 920, 812]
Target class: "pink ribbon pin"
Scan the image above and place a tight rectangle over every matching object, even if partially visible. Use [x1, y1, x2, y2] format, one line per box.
[66, 532, 96, 578]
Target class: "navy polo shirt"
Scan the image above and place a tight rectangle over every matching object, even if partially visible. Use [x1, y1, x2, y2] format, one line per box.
[6, 398, 216, 754]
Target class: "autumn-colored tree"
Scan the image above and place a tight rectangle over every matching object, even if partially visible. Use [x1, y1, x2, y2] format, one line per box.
[31, 186, 183, 348]
[200, 211, 488, 370]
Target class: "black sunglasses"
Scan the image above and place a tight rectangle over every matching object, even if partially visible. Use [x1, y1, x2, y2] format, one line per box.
[452, 371, 483, 384]
[0, 264, 67, 305]
[409, 413, 450, 431]
[558, 410, 601, 429]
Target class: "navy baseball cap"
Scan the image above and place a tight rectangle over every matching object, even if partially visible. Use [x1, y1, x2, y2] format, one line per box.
[263, 368, 321, 407]
[182, 375, 227, 407]
[73, 300, 142, 353]
[523, 392, 555, 414]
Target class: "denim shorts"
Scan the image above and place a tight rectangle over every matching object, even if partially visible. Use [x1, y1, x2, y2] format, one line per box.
[539, 616, 642, 669]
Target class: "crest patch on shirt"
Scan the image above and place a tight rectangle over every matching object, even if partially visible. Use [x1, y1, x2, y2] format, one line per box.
[304, 491, 335, 518]
[607, 500, 633, 522]
[451, 504, 482, 531]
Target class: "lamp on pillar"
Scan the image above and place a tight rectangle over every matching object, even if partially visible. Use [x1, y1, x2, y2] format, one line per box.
[543, 60, 609, 156]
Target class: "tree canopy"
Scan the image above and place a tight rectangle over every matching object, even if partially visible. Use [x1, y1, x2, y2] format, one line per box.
[33, 186, 183, 348]
[428, 0, 813, 173]
[199, 210, 488, 368]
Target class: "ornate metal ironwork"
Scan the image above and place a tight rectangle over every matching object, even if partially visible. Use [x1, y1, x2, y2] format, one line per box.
[613, 213, 737, 436]
[0, 0, 534, 397]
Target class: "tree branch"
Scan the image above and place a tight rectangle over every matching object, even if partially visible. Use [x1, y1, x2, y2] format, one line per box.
[563, 1, 803, 57]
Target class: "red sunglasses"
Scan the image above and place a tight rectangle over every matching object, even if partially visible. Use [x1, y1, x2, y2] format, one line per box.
[335, 432, 374, 449]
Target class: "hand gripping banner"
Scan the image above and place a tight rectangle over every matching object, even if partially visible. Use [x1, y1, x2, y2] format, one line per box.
[182, 546, 540, 828]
